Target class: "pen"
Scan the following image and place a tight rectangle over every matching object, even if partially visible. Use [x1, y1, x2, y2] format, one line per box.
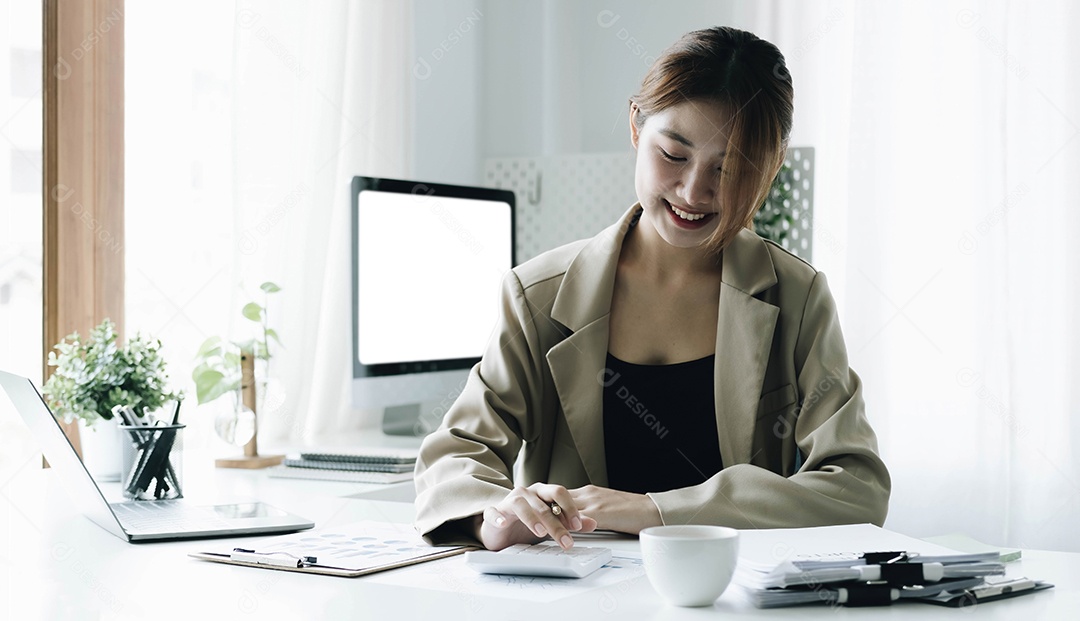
[230, 548, 319, 568]
[969, 578, 1036, 599]
[231, 549, 303, 568]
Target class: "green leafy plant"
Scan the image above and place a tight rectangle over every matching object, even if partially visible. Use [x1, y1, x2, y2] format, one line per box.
[753, 160, 797, 246]
[42, 319, 181, 426]
[191, 281, 282, 405]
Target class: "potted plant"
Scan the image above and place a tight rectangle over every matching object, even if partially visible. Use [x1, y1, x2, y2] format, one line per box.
[42, 319, 182, 480]
[192, 281, 285, 467]
[191, 281, 282, 409]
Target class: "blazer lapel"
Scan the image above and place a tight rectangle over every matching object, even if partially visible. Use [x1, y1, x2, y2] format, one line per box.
[714, 229, 779, 466]
[547, 318, 611, 485]
[546, 206, 643, 486]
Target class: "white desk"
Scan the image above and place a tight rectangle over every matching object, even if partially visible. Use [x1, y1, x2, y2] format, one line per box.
[2, 457, 1076, 619]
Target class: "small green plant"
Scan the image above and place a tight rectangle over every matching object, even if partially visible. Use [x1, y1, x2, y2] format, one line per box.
[753, 160, 797, 246]
[42, 319, 181, 426]
[191, 281, 282, 405]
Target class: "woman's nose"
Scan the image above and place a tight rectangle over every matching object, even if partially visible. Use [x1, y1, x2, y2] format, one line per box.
[676, 166, 716, 207]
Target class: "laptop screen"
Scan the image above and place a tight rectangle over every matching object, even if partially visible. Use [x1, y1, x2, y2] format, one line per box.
[0, 370, 129, 540]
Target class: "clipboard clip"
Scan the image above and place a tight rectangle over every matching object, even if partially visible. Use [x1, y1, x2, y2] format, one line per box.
[230, 547, 318, 568]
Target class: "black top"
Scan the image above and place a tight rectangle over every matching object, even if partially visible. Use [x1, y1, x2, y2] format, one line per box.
[602, 352, 723, 494]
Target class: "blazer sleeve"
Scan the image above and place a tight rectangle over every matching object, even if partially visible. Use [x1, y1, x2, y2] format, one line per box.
[412, 270, 543, 542]
[647, 272, 891, 528]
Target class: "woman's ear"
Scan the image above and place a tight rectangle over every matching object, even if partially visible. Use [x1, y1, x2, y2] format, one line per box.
[629, 103, 641, 150]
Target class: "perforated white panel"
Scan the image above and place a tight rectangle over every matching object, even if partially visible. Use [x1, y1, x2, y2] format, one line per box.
[485, 147, 813, 264]
[762, 146, 815, 261]
[484, 152, 637, 263]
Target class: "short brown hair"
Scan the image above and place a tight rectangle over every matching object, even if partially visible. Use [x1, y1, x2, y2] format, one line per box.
[630, 26, 794, 255]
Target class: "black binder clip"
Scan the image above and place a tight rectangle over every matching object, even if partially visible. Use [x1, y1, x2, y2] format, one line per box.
[861, 551, 926, 587]
[862, 551, 911, 564]
[842, 583, 897, 607]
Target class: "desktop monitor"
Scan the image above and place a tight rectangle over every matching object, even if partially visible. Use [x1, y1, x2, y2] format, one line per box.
[351, 176, 515, 435]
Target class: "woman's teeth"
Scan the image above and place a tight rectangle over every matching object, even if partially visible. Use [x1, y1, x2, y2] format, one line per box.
[670, 204, 707, 221]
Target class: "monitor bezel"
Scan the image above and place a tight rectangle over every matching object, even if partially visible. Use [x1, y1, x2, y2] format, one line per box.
[350, 175, 516, 379]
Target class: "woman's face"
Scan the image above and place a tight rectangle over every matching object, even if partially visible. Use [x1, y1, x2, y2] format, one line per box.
[630, 99, 730, 249]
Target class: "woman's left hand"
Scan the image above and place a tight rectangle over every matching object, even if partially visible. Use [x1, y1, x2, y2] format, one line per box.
[568, 485, 663, 534]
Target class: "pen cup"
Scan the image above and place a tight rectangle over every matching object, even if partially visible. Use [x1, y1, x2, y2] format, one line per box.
[119, 424, 185, 500]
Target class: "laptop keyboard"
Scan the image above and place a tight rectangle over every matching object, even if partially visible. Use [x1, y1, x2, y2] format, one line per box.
[111, 500, 234, 532]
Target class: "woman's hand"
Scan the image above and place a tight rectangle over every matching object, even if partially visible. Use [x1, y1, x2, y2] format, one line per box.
[475, 483, 598, 551]
[568, 485, 663, 534]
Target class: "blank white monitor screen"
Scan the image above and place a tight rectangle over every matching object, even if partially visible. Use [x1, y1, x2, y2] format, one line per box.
[353, 182, 513, 371]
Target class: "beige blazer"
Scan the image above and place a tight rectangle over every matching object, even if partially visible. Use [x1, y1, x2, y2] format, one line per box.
[414, 205, 890, 541]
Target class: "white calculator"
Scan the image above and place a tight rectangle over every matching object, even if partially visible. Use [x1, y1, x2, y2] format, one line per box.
[465, 542, 613, 578]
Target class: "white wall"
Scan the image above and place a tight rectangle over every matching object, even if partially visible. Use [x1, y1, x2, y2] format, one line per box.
[412, 0, 740, 184]
[489, 0, 738, 156]
[412, 0, 486, 185]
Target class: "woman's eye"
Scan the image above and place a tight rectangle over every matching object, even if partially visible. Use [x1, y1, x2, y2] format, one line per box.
[658, 148, 685, 162]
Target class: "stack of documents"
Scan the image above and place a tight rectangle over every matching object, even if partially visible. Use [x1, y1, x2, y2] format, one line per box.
[732, 524, 1050, 608]
[267, 448, 417, 484]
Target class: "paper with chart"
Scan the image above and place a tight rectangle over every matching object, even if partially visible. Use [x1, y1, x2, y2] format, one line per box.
[191, 521, 468, 576]
[366, 548, 646, 603]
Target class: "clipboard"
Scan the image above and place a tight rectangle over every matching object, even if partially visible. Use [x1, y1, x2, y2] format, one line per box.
[919, 578, 1054, 607]
[189, 520, 474, 578]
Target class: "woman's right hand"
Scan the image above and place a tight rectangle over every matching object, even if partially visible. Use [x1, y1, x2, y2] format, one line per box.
[474, 483, 598, 551]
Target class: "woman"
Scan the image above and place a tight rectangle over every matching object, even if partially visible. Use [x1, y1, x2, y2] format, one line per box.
[414, 26, 890, 551]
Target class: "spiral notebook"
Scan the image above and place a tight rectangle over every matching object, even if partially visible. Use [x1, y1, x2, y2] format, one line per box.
[267, 448, 418, 484]
[267, 465, 414, 484]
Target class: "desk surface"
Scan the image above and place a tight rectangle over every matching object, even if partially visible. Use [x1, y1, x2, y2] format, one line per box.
[2, 455, 1076, 619]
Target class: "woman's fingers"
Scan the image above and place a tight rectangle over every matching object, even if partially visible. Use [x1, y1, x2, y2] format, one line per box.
[511, 491, 568, 542]
[528, 483, 584, 531]
[490, 485, 586, 549]
[482, 505, 509, 529]
[577, 515, 599, 533]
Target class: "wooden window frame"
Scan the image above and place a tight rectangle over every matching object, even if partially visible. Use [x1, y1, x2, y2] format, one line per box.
[43, 0, 125, 455]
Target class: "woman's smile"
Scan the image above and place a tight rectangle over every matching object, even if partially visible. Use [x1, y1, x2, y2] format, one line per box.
[664, 199, 717, 229]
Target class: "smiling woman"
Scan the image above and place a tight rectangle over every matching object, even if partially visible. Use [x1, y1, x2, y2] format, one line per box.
[628, 27, 794, 257]
[414, 26, 890, 552]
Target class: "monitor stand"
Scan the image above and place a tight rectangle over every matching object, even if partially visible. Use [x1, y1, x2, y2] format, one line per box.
[382, 403, 442, 436]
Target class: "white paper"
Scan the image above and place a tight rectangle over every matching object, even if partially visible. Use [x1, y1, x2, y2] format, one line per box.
[739, 523, 981, 571]
[735, 523, 997, 590]
[238, 521, 463, 572]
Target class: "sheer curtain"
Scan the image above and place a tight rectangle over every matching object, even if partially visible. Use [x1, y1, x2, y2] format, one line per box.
[230, 0, 413, 442]
[734, 0, 1080, 551]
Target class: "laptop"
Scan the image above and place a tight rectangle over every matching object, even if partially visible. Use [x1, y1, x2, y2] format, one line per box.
[0, 369, 314, 542]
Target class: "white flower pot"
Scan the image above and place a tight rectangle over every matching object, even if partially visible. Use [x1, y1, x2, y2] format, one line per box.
[77, 417, 123, 482]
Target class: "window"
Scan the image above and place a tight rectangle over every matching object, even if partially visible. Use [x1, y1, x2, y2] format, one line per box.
[9, 47, 40, 98]
[0, 1, 43, 486]
[125, 2, 237, 439]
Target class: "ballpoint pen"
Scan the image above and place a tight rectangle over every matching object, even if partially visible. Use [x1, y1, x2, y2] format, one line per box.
[230, 548, 319, 568]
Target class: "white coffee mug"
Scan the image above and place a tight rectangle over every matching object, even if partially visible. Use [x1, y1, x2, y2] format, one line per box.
[640, 525, 740, 607]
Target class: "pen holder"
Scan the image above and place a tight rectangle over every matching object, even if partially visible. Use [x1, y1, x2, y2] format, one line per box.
[120, 424, 185, 500]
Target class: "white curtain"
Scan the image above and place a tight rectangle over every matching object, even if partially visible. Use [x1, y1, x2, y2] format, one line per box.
[734, 0, 1080, 551]
[231, 0, 413, 442]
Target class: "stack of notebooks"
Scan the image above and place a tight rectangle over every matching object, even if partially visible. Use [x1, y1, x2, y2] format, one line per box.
[267, 448, 417, 484]
[734, 524, 1051, 608]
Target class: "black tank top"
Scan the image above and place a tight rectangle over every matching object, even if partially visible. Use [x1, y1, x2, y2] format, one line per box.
[602, 352, 723, 494]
